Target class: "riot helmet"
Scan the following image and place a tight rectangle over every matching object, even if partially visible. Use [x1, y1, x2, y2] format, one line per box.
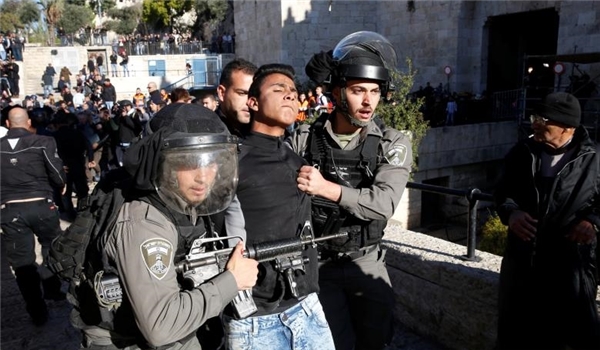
[306, 31, 398, 127]
[156, 131, 239, 216]
[331, 31, 397, 90]
[124, 103, 239, 216]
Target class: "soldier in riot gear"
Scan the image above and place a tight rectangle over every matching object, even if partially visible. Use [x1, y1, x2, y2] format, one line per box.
[75, 104, 259, 350]
[288, 31, 413, 350]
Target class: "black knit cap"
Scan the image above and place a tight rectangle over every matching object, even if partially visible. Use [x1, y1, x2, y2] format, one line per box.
[148, 103, 228, 134]
[119, 99, 133, 107]
[534, 92, 581, 128]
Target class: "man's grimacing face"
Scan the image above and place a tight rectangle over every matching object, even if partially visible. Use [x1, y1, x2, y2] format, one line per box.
[249, 73, 298, 129]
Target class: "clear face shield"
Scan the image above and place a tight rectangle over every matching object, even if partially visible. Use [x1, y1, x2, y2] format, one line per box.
[156, 133, 238, 215]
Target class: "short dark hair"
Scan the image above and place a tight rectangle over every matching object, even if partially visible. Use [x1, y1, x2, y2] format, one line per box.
[248, 63, 295, 99]
[219, 58, 257, 87]
[170, 87, 191, 103]
[199, 92, 216, 101]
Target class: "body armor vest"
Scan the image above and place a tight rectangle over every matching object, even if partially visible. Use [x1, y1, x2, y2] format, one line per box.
[80, 195, 215, 349]
[307, 115, 388, 252]
[145, 194, 215, 265]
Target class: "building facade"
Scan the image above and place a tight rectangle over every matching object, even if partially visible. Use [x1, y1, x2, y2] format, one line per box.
[234, 0, 599, 97]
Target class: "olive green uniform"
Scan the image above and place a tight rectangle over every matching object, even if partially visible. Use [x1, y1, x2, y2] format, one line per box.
[81, 200, 238, 349]
[288, 116, 412, 350]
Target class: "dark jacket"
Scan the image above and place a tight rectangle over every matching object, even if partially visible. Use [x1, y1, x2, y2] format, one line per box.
[149, 89, 162, 105]
[117, 110, 143, 143]
[494, 126, 600, 349]
[216, 107, 248, 138]
[101, 83, 116, 102]
[6, 62, 19, 81]
[43, 66, 56, 86]
[236, 132, 318, 315]
[495, 127, 600, 246]
[0, 128, 65, 203]
[53, 124, 93, 165]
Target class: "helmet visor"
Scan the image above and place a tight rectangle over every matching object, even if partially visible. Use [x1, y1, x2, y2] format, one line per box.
[332, 31, 398, 70]
[157, 143, 238, 215]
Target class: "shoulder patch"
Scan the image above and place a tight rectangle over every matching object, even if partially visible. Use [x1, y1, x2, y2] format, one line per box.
[384, 144, 408, 166]
[140, 238, 173, 280]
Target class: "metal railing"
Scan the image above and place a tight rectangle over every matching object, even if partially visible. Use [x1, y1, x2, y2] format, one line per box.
[491, 88, 523, 120]
[162, 75, 194, 92]
[53, 36, 208, 56]
[118, 41, 206, 56]
[406, 182, 495, 261]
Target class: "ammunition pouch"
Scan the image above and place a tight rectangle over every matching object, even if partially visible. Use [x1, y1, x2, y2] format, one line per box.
[311, 196, 386, 252]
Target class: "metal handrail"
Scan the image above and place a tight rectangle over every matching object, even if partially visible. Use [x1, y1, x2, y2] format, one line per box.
[162, 75, 193, 92]
[406, 181, 494, 261]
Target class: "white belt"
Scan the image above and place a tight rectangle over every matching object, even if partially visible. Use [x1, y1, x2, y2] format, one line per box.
[5, 197, 46, 204]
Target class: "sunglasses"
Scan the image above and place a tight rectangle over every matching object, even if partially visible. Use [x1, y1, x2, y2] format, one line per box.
[530, 115, 549, 125]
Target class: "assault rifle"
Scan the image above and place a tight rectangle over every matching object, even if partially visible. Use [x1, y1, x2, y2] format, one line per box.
[175, 221, 348, 318]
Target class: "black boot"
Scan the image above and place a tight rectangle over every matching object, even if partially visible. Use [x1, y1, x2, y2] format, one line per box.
[15, 265, 48, 326]
[42, 275, 66, 301]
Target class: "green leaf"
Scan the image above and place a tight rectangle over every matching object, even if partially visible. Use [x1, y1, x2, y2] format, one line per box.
[375, 58, 430, 172]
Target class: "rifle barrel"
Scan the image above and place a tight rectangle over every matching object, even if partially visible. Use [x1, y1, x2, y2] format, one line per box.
[310, 232, 348, 243]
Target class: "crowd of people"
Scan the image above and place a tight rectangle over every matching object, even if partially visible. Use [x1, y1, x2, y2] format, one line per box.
[1, 31, 412, 350]
[56, 29, 233, 56]
[1, 29, 599, 350]
[0, 32, 25, 62]
[1, 56, 20, 101]
[2, 62, 220, 221]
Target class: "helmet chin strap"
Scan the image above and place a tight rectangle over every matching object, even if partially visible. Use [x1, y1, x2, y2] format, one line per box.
[338, 87, 370, 128]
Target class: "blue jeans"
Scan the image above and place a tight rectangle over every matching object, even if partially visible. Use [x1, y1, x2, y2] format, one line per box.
[43, 84, 53, 98]
[223, 293, 335, 350]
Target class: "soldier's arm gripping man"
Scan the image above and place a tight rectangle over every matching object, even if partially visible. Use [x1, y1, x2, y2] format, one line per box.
[287, 31, 412, 350]
[80, 118, 258, 349]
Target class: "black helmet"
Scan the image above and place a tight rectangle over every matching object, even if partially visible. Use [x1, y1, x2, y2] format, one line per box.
[305, 31, 398, 128]
[331, 31, 397, 89]
[124, 104, 238, 215]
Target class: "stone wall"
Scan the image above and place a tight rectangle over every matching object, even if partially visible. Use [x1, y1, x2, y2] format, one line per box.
[383, 225, 502, 350]
[235, 1, 600, 93]
[233, 0, 283, 66]
[391, 121, 518, 228]
[383, 0, 600, 93]
[20, 45, 217, 99]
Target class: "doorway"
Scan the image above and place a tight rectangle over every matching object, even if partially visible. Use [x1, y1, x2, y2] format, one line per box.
[486, 8, 559, 96]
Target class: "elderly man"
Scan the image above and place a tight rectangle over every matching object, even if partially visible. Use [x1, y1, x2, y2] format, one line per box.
[495, 92, 600, 350]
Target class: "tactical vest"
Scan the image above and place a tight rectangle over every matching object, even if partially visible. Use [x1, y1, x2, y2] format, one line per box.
[75, 195, 216, 349]
[306, 115, 388, 252]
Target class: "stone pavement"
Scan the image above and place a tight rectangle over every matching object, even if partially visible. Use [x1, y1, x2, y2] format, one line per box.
[1, 218, 447, 350]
